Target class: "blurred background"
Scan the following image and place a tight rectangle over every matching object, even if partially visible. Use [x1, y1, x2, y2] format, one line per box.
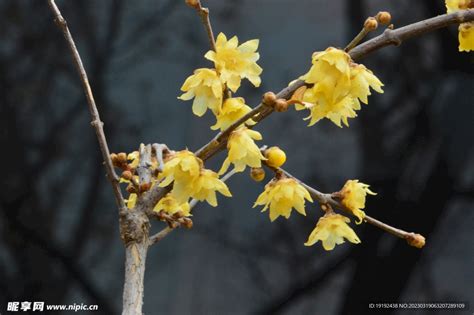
[0, 0, 473, 314]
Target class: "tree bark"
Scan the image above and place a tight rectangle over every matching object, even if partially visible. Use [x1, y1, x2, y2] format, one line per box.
[122, 239, 149, 315]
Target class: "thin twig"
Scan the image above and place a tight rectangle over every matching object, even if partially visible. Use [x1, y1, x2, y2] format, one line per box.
[47, 0, 126, 213]
[275, 167, 424, 247]
[148, 227, 174, 246]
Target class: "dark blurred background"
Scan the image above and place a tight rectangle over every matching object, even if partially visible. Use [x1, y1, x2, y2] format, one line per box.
[0, 1, 473, 314]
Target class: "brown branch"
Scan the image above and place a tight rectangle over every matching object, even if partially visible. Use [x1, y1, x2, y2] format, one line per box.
[275, 167, 425, 248]
[47, 0, 126, 213]
[143, 10, 474, 215]
[191, 0, 216, 51]
[349, 9, 474, 60]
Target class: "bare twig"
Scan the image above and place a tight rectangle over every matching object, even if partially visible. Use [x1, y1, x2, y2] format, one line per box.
[152, 143, 169, 172]
[192, 0, 216, 51]
[149, 227, 173, 246]
[137, 143, 153, 188]
[47, 0, 126, 213]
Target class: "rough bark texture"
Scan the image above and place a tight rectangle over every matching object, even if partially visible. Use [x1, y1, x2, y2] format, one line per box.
[122, 239, 148, 315]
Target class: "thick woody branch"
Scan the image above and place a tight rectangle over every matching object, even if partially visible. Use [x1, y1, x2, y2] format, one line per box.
[47, 0, 126, 213]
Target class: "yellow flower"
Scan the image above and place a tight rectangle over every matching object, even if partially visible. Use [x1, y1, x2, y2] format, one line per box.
[304, 213, 361, 250]
[445, 0, 474, 52]
[211, 97, 255, 131]
[192, 169, 232, 207]
[458, 22, 474, 52]
[154, 194, 191, 217]
[127, 151, 139, 169]
[205, 33, 262, 92]
[126, 193, 137, 209]
[297, 47, 383, 127]
[445, 0, 472, 13]
[178, 68, 223, 116]
[339, 179, 376, 224]
[253, 178, 313, 222]
[219, 127, 265, 174]
[159, 150, 202, 202]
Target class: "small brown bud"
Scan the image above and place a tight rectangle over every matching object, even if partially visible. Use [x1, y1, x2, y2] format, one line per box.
[157, 210, 167, 220]
[126, 185, 137, 194]
[376, 11, 391, 25]
[274, 99, 289, 112]
[185, 0, 200, 9]
[182, 218, 193, 229]
[117, 152, 127, 164]
[406, 233, 426, 249]
[110, 153, 118, 165]
[263, 92, 277, 106]
[172, 210, 184, 219]
[139, 182, 151, 193]
[364, 17, 378, 31]
[121, 170, 133, 181]
[250, 167, 265, 182]
[168, 220, 179, 229]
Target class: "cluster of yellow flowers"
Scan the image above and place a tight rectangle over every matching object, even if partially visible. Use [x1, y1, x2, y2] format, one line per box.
[251, 175, 376, 250]
[294, 47, 383, 127]
[179, 32, 266, 175]
[446, 0, 474, 51]
[158, 150, 232, 210]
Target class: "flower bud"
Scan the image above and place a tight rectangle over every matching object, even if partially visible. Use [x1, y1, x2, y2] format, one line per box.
[121, 170, 133, 181]
[376, 11, 391, 25]
[139, 182, 151, 193]
[126, 185, 137, 194]
[274, 99, 288, 112]
[364, 17, 378, 31]
[406, 233, 425, 249]
[250, 167, 265, 182]
[182, 218, 193, 229]
[110, 153, 118, 165]
[265, 146, 287, 168]
[117, 152, 127, 164]
[185, 0, 200, 9]
[263, 91, 277, 106]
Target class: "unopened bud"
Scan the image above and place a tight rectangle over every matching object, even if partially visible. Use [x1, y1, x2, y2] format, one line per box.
[250, 167, 265, 182]
[364, 17, 378, 31]
[121, 170, 133, 181]
[376, 11, 391, 25]
[406, 233, 425, 249]
[139, 182, 151, 193]
[274, 99, 289, 112]
[110, 153, 118, 164]
[182, 218, 193, 229]
[185, 0, 200, 9]
[263, 91, 277, 106]
[126, 185, 137, 194]
[172, 210, 184, 219]
[117, 152, 127, 164]
[264, 146, 287, 168]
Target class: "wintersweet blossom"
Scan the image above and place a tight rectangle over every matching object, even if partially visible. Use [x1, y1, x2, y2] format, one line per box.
[211, 97, 254, 131]
[445, 0, 474, 51]
[192, 169, 232, 207]
[305, 213, 361, 250]
[339, 179, 376, 224]
[154, 194, 191, 217]
[296, 47, 383, 127]
[219, 127, 265, 174]
[178, 68, 223, 116]
[253, 178, 313, 221]
[159, 150, 202, 202]
[205, 33, 262, 92]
